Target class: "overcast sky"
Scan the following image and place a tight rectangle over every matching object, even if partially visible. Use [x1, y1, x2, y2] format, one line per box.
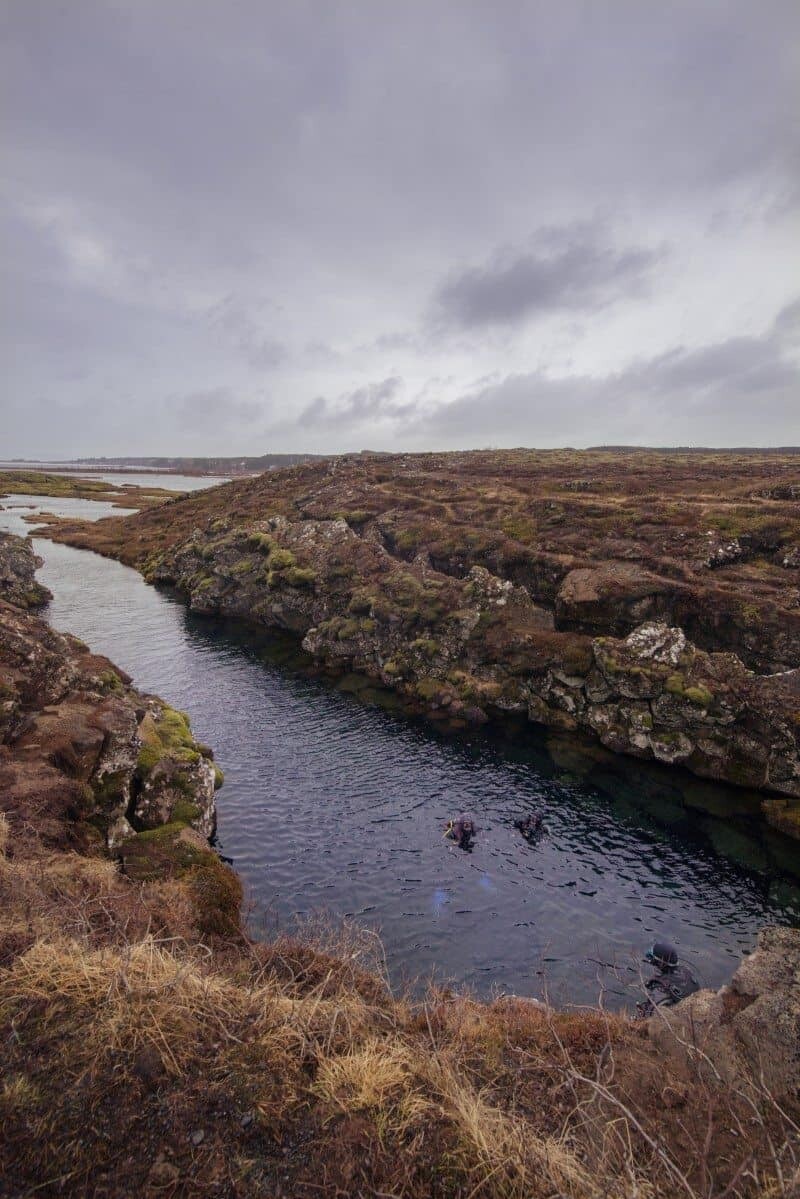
[2, 1, 798, 457]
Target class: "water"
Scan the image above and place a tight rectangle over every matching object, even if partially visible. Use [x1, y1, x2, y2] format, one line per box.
[0, 466, 231, 493]
[3, 495, 799, 1009]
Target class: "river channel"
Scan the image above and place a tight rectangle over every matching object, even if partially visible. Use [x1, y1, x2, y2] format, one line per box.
[2, 488, 799, 1008]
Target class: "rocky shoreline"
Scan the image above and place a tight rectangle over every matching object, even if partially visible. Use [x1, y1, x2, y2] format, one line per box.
[2, 527, 799, 1197]
[0, 532, 237, 932]
[30, 452, 800, 838]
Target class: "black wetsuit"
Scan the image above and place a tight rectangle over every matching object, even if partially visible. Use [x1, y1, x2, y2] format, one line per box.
[644, 963, 699, 1010]
[515, 816, 543, 840]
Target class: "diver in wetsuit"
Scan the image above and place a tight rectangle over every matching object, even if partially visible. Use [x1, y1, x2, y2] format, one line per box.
[637, 941, 699, 1017]
[445, 814, 476, 850]
[514, 813, 544, 841]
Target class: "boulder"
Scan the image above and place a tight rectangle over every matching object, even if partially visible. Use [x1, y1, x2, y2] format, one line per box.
[648, 927, 800, 1100]
[0, 532, 51, 610]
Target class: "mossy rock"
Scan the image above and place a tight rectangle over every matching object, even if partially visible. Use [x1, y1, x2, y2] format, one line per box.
[136, 706, 201, 779]
[267, 547, 296, 571]
[247, 531, 275, 553]
[91, 768, 129, 811]
[411, 637, 439, 659]
[229, 557, 258, 576]
[416, 677, 448, 702]
[120, 825, 242, 936]
[666, 674, 714, 707]
[98, 669, 124, 694]
[283, 566, 316, 588]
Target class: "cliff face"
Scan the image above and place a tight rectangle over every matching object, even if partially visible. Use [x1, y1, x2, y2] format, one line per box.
[0, 533, 224, 863]
[2, 537, 800, 1198]
[34, 450, 800, 826]
[0, 530, 51, 609]
[139, 513, 800, 823]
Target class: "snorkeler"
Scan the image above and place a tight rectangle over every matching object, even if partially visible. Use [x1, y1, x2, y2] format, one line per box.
[514, 813, 544, 841]
[636, 941, 699, 1017]
[445, 814, 477, 850]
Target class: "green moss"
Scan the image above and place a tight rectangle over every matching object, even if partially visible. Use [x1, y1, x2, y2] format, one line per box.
[136, 705, 201, 779]
[335, 509, 373, 527]
[91, 769, 129, 808]
[171, 800, 201, 824]
[283, 566, 316, 588]
[136, 741, 164, 776]
[665, 675, 713, 706]
[98, 669, 123, 694]
[267, 547, 296, 570]
[348, 588, 376, 615]
[229, 557, 257, 576]
[684, 685, 714, 707]
[394, 525, 429, 552]
[133, 820, 193, 848]
[213, 764, 225, 790]
[336, 618, 362, 640]
[501, 515, 538, 543]
[187, 857, 243, 937]
[416, 677, 446, 701]
[248, 531, 275, 553]
[411, 637, 439, 659]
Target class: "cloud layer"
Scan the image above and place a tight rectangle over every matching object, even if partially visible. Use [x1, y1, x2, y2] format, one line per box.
[1, 1, 798, 455]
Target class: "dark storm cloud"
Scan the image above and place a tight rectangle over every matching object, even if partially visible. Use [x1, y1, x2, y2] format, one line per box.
[436, 228, 664, 328]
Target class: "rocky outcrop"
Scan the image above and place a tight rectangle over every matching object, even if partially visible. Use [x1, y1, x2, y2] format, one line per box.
[0, 534, 221, 855]
[31, 451, 800, 826]
[649, 926, 800, 1101]
[0, 530, 51, 609]
[134, 515, 800, 822]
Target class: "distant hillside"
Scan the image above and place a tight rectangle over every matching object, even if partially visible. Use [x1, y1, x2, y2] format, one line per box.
[72, 453, 331, 475]
[588, 445, 800, 454]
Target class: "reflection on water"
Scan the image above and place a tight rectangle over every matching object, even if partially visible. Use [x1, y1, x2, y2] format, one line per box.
[0, 466, 230, 492]
[2, 496, 798, 1009]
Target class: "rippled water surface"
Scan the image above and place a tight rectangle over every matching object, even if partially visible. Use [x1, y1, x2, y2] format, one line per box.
[3, 495, 799, 1008]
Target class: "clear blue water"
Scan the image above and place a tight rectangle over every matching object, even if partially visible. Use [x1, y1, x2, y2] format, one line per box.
[2, 495, 798, 1009]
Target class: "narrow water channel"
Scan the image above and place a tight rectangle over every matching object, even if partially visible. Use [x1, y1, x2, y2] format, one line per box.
[3, 494, 799, 1008]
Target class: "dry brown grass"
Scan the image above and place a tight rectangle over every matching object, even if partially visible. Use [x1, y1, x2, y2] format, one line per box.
[1, 815, 798, 1198]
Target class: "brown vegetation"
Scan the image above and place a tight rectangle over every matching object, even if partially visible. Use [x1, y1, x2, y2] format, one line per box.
[0, 468, 179, 508]
[3, 804, 799, 1198]
[1, 524, 799, 1196]
[32, 451, 800, 816]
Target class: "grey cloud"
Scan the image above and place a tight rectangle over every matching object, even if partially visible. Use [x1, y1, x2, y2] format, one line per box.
[436, 230, 663, 328]
[414, 303, 800, 446]
[2, 2, 799, 454]
[175, 387, 262, 427]
[293, 376, 412, 430]
[206, 298, 288, 370]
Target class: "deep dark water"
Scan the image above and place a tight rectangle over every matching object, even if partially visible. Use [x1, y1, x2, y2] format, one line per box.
[8, 520, 800, 1008]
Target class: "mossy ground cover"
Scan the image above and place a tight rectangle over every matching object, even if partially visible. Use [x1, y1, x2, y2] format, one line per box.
[0, 469, 177, 508]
